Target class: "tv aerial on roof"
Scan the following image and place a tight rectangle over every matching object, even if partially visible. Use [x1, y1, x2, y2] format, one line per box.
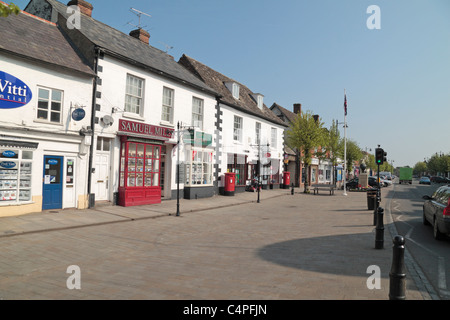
[129, 7, 152, 29]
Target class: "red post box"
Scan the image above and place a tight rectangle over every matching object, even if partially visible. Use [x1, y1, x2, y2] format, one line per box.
[224, 172, 236, 196]
[283, 171, 290, 189]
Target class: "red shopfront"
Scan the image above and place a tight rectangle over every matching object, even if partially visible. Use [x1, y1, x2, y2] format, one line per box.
[118, 119, 174, 207]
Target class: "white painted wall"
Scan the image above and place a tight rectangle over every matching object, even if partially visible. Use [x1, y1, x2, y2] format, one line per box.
[0, 53, 94, 212]
[219, 103, 285, 185]
[95, 55, 218, 199]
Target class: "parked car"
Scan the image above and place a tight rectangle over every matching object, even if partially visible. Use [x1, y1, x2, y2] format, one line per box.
[419, 176, 431, 185]
[422, 185, 450, 240]
[345, 177, 378, 189]
[430, 176, 448, 184]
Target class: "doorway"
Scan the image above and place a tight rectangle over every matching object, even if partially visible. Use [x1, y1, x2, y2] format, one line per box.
[42, 155, 63, 210]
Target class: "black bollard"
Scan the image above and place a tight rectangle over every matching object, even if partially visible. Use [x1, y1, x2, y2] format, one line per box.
[291, 183, 294, 195]
[389, 235, 406, 300]
[375, 206, 384, 249]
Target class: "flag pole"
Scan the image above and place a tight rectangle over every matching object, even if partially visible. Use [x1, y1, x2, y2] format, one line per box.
[343, 89, 347, 196]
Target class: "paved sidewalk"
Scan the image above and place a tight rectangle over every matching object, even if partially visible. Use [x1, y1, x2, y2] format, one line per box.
[0, 186, 428, 300]
[0, 188, 290, 237]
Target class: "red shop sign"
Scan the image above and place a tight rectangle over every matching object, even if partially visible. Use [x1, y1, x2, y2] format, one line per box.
[119, 119, 174, 139]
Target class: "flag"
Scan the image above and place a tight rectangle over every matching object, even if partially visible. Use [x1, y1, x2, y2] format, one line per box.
[344, 94, 347, 116]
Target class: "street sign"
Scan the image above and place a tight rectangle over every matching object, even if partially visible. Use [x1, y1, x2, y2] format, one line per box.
[71, 108, 86, 121]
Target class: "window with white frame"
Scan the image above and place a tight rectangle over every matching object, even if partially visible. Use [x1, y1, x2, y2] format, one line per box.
[192, 97, 203, 130]
[271, 127, 277, 149]
[0, 148, 34, 204]
[256, 94, 264, 109]
[162, 87, 174, 123]
[233, 116, 242, 142]
[185, 149, 213, 185]
[37, 87, 63, 123]
[125, 74, 144, 115]
[255, 122, 261, 145]
[232, 83, 240, 99]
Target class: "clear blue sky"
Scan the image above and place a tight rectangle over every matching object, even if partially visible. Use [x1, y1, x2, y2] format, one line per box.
[15, 0, 450, 168]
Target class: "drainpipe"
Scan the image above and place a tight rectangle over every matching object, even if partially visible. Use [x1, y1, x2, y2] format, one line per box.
[87, 46, 100, 208]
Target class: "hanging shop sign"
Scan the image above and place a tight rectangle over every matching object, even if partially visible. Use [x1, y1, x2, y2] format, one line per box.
[119, 119, 174, 140]
[0, 71, 33, 109]
[183, 130, 212, 147]
[71, 108, 86, 121]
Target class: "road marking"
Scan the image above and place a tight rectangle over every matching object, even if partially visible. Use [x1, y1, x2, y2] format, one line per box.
[438, 257, 447, 291]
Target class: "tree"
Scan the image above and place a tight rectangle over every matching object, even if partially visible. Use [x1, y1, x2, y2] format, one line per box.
[321, 120, 342, 184]
[0, 2, 20, 17]
[339, 139, 362, 177]
[286, 110, 325, 193]
[413, 161, 427, 176]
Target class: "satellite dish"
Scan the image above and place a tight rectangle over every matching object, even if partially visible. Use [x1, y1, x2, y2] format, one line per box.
[101, 115, 114, 126]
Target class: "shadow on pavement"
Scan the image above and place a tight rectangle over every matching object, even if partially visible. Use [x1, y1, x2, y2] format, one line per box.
[257, 232, 392, 279]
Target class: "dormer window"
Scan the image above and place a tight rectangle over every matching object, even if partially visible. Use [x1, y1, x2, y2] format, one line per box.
[225, 81, 240, 100]
[252, 93, 264, 109]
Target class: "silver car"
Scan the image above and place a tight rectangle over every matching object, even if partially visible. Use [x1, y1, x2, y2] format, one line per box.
[423, 185, 450, 240]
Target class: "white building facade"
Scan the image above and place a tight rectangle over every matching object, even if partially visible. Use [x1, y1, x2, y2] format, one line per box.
[179, 55, 287, 193]
[0, 11, 94, 216]
[26, 0, 220, 206]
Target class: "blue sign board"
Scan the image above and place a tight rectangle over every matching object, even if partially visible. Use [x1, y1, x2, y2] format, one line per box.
[0, 161, 17, 169]
[2, 150, 16, 158]
[48, 159, 58, 165]
[0, 71, 32, 109]
[72, 108, 86, 121]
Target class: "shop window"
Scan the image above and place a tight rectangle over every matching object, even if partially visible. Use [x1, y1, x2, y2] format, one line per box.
[37, 87, 63, 123]
[0, 149, 33, 204]
[227, 153, 247, 186]
[119, 142, 160, 188]
[185, 149, 213, 186]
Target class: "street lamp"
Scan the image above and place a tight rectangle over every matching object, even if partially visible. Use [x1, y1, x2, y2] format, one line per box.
[336, 120, 348, 195]
[250, 142, 269, 203]
[176, 121, 195, 216]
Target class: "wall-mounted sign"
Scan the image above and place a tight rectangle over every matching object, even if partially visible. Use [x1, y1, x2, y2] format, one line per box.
[0, 71, 32, 109]
[71, 108, 86, 121]
[119, 119, 174, 140]
[0, 161, 17, 169]
[1, 150, 17, 158]
[183, 131, 212, 147]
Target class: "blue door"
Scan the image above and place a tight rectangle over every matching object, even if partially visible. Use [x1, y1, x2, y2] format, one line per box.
[42, 155, 63, 210]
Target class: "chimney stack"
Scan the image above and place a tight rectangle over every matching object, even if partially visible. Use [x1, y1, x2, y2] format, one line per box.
[293, 103, 301, 114]
[67, 0, 93, 17]
[129, 28, 150, 45]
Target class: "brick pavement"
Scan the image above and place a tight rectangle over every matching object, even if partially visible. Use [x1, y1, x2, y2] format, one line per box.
[0, 186, 428, 300]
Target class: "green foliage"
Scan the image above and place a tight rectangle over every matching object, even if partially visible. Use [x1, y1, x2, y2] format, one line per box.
[322, 120, 342, 167]
[340, 139, 362, 173]
[413, 161, 427, 175]
[0, 2, 20, 17]
[286, 110, 325, 166]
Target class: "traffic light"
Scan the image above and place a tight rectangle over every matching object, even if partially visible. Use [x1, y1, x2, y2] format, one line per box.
[375, 148, 387, 165]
